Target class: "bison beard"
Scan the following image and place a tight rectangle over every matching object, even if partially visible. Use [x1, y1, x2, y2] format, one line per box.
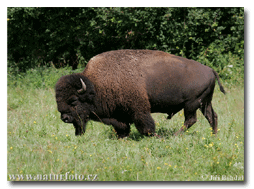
[73, 120, 86, 136]
[61, 111, 88, 136]
[55, 49, 226, 138]
[72, 109, 90, 136]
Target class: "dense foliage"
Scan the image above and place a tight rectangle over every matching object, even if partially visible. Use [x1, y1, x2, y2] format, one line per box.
[7, 7, 244, 82]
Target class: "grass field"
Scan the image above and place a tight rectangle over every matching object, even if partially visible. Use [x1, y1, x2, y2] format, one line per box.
[7, 69, 244, 181]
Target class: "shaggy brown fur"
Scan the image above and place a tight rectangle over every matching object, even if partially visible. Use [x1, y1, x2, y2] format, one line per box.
[55, 50, 225, 138]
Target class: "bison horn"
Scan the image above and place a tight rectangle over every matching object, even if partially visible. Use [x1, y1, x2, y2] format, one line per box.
[77, 78, 86, 94]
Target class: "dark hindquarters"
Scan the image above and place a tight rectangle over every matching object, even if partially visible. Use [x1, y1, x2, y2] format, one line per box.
[175, 80, 217, 135]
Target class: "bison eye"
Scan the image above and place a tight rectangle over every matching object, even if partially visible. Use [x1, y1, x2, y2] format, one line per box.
[67, 96, 78, 106]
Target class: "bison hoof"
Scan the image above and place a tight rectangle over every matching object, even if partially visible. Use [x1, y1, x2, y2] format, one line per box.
[174, 131, 184, 136]
[153, 133, 161, 138]
[117, 134, 129, 139]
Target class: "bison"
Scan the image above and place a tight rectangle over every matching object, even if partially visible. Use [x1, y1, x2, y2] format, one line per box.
[55, 49, 225, 138]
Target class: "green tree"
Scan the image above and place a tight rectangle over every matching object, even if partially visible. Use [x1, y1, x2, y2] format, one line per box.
[7, 7, 244, 79]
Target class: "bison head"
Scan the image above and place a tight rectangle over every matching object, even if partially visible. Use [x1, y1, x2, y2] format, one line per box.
[55, 73, 96, 135]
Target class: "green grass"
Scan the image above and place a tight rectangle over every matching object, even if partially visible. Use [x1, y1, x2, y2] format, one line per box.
[7, 68, 244, 181]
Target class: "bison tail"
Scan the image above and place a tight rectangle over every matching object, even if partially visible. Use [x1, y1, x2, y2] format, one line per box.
[213, 70, 226, 94]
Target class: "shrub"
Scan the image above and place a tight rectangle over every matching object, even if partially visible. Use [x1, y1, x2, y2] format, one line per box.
[8, 7, 244, 77]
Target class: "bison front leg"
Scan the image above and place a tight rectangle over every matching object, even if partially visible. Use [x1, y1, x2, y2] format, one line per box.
[114, 122, 130, 139]
[101, 118, 130, 138]
[133, 112, 157, 136]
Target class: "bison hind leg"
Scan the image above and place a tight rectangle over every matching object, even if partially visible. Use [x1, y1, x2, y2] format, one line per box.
[198, 87, 218, 135]
[174, 110, 197, 136]
[133, 112, 156, 136]
[199, 102, 218, 134]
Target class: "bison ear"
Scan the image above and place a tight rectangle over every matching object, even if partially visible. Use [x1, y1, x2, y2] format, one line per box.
[77, 78, 86, 94]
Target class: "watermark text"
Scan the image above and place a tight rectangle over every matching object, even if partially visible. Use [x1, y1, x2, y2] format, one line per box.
[201, 174, 244, 181]
[8, 173, 98, 181]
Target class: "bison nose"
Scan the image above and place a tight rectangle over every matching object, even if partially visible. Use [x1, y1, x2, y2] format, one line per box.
[61, 114, 72, 123]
